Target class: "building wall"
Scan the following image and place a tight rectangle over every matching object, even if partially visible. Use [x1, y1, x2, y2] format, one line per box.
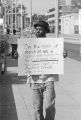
[45, 7, 61, 33]
[59, 0, 76, 5]
[61, 13, 79, 34]
[64, 16, 71, 34]
[79, 9, 81, 34]
[70, 15, 74, 34]
[66, 0, 71, 5]
[15, 14, 28, 30]
[45, 1, 77, 33]
[59, 0, 66, 4]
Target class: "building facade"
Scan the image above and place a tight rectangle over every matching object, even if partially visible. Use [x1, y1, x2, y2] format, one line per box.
[61, 9, 81, 35]
[61, 13, 79, 34]
[0, 0, 3, 18]
[45, 8, 55, 33]
[45, 4, 73, 33]
[6, 9, 29, 31]
[45, 0, 80, 33]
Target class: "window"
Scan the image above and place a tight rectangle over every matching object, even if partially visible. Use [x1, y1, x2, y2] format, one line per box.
[59, 13, 62, 17]
[59, 6, 62, 10]
[66, 0, 71, 5]
[50, 14, 55, 18]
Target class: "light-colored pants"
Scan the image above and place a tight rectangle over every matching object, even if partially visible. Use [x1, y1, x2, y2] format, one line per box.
[31, 81, 56, 120]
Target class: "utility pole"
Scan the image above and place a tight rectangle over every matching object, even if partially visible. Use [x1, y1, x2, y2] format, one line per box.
[30, 0, 32, 38]
[15, 0, 16, 30]
[55, 0, 59, 38]
[21, 0, 23, 37]
[12, 0, 13, 34]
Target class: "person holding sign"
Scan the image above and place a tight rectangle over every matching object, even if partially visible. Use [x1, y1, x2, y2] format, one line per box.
[30, 20, 59, 120]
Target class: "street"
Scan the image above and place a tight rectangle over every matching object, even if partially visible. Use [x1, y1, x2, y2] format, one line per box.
[0, 55, 81, 120]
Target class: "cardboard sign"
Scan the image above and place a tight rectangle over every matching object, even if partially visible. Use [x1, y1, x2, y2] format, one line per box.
[18, 38, 64, 76]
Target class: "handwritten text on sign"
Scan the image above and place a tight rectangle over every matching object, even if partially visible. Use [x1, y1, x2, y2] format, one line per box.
[18, 38, 64, 76]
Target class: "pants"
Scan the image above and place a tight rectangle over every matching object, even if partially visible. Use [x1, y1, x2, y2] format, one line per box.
[31, 81, 56, 120]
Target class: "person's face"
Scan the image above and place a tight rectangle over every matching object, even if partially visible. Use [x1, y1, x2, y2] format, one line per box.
[35, 26, 46, 37]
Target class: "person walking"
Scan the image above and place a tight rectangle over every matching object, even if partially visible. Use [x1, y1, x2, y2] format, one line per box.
[30, 20, 59, 120]
[0, 40, 7, 75]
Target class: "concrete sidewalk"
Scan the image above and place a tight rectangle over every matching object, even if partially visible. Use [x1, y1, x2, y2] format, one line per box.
[55, 58, 81, 120]
[0, 57, 81, 120]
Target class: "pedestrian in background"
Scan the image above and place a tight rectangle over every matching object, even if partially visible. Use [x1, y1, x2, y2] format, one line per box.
[0, 41, 7, 75]
[30, 20, 59, 120]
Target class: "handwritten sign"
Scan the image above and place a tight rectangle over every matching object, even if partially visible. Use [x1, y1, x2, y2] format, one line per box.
[18, 38, 64, 76]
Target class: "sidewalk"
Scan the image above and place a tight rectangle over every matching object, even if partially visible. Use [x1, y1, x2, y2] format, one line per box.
[55, 58, 81, 120]
[0, 57, 81, 120]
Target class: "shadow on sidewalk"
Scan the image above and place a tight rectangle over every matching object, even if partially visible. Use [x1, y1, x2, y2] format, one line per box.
[0, 72, 27, 120]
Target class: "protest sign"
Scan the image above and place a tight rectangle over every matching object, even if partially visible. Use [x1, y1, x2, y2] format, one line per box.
[18, 38, 64, 76]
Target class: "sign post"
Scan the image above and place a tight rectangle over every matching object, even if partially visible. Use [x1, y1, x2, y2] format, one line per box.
[55, 0, 59, 37]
